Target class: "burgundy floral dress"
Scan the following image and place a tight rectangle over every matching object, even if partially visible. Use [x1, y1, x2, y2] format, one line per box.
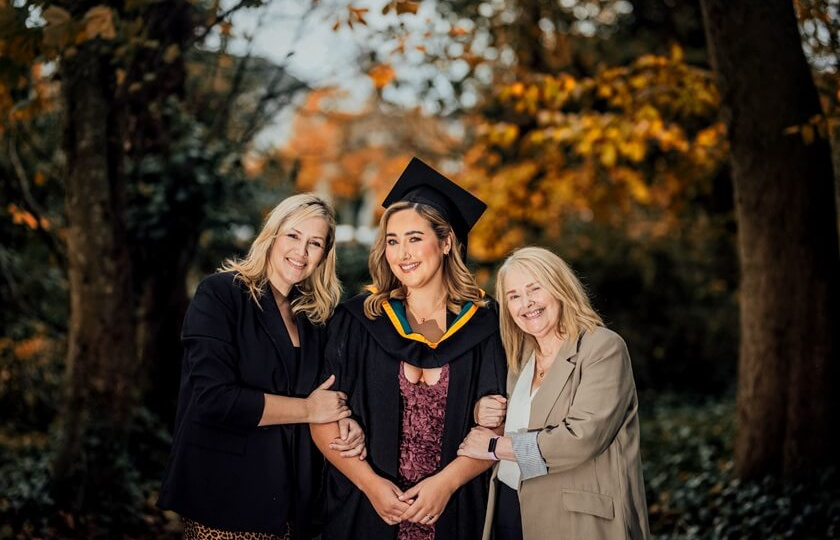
[397, 361, 450, 540]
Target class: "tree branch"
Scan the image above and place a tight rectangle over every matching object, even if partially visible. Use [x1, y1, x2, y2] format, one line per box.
[7, 137, 67, 266]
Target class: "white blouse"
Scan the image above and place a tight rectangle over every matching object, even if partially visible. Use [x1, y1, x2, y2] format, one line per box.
[497, 354, 540, 490]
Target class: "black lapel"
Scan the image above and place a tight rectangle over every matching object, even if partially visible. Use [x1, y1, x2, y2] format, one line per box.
[255, 288, 294, 391]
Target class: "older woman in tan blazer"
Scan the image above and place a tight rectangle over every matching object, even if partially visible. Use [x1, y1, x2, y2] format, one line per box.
[457, 247, 649, 540]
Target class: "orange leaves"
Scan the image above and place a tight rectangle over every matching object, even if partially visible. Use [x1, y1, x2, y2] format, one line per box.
[334, 5, 370, 30]
[82, 5, 117, 41]
[12, 335, 47, 360]
[42, 6, 73, 48]
[368, 64, 396, 90]
[42, 4, 118, 48]
[7, 203, 50, 231]
[382, 1, 420, 16]
[783, 114, 829, 144]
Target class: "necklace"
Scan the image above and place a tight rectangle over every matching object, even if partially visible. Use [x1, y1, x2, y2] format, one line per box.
[534, 351, 556, 379]
[407, 296, 446, 324]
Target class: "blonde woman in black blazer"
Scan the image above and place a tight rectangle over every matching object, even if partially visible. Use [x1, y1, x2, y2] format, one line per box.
[159, 194, 366, 540]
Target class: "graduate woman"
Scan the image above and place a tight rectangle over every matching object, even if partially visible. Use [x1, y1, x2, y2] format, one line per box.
[311, 158, 507, 540]
[158, 194, 366, 540]
[458, 247, 650, 540]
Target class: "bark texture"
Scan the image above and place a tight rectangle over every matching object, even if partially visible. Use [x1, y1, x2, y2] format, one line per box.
[52, 42, 136, 508]
[700, 0, 840, 480]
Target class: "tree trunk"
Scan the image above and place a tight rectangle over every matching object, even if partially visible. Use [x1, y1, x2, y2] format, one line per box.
[700, 0, 840, 481]
[52, 42, 137, 509]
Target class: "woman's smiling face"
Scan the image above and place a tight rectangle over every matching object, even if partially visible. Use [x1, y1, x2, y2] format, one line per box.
[384, 208, 450, 291]
[268, 216, 329, 293]
[503, 266, 562, 340]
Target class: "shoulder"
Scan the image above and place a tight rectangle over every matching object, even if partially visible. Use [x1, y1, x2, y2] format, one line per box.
[337, 291, 371, 316]
[194, 272, 249, 308]
[328, 292, 372, 331]
[577, 326, 629, 362]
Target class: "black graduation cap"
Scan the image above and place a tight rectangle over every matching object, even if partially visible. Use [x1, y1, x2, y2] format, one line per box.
[382, 157, 487, 257]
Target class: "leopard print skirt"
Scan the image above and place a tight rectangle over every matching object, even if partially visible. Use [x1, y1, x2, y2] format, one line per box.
[182, 518, 292, 540]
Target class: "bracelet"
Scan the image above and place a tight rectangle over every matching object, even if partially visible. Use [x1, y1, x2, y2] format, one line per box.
[487, 436, 500, 461]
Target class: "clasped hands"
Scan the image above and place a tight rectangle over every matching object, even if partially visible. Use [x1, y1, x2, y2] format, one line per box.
[362, 394, 510, 526]
[363, 473, 454, 527]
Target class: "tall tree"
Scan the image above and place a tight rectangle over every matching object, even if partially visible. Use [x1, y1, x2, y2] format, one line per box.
[49, 1, 138, 511]
[700, 0, 840, 480]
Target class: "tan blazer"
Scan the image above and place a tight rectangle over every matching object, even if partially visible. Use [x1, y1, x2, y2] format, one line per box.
[482, 327, 650, 540]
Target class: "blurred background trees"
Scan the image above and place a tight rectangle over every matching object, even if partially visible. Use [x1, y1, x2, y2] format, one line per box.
[1, 0, 838, 537]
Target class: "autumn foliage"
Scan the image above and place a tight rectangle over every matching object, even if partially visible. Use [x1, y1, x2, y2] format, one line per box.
[459, 50, 728, 260]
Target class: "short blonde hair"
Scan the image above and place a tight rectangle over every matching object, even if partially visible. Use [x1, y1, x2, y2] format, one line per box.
[496, 246, 603, 373]
[364, 201, 486, 319]
[220, 193, 341, 325]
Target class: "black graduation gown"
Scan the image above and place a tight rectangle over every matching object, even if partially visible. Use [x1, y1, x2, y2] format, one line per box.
[322, 292, 508, 540]
[157, 272, 325, 538]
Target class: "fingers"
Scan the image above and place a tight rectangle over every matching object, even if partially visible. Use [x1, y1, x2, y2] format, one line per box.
[491, 394, 508, 404]
[360, 446, 368, 460]
[398, 484, 420, 502]
[338, 444, 364, 458]
[338, 418, 350, 440]
[316, 374, 336, 390]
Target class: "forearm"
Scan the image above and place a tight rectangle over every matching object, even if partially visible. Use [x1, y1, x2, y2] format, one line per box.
[435, 455, 496, 493]
[258, 394, 311, 426]
[310, 422, 380, 492]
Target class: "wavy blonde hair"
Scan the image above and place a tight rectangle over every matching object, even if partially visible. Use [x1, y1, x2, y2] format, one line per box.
[496, 246, 603, 373]
[220, 193, 341, 325]
[363, 201, 487, 320]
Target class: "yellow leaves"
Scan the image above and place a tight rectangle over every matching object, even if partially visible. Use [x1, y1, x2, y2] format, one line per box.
[485, 123, 519, 148]
[670, 43, 684, 62]
[600, 143, 617, 167]
[619, 139, 647, 163]
[368, 64, 396, 90]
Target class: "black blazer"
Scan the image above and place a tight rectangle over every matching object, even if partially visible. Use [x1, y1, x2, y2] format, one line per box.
[158, 272, 326, 537]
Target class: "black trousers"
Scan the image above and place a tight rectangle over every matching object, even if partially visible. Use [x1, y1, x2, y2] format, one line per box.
[493, 482, 523, 540]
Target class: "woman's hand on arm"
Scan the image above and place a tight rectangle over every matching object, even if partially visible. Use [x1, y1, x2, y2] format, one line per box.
[457, 426, 514, 461]
[473, 395, 507, 428]
[259, 374, 351, 426]
[330, 417, 368, 460]
[310, 422, 410, 525]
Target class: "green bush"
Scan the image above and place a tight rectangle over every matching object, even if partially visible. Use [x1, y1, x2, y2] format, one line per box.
[641, 395, 840, 539]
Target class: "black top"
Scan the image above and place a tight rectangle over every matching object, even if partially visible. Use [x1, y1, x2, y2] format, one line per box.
[157, 272, 326, 537]
[321, 292, 507, 540]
